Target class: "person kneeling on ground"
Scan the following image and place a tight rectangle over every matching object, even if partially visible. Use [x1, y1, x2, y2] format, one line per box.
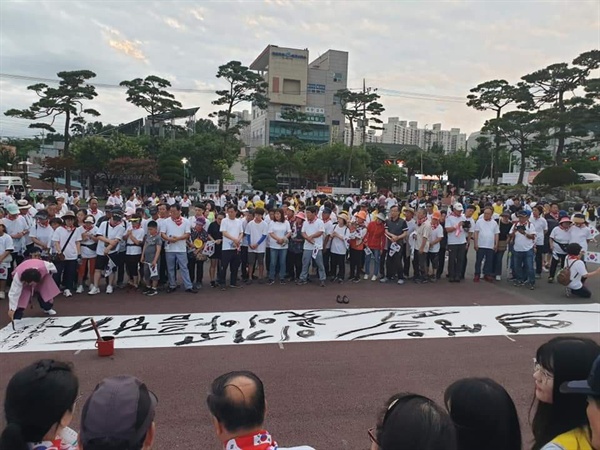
[78, 375, 157, 450]
[564, 242, 600, 298]
[8, 256, 61, 321]
[206, 370, 314, 450]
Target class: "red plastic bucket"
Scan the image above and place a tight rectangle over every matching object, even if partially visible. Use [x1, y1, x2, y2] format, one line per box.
[95, 336, 115, 357]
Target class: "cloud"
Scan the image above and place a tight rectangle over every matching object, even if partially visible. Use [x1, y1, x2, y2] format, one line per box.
[164, 17, 186, 31]
[189, 7, 205, 21]
[95, 21, 147, 62]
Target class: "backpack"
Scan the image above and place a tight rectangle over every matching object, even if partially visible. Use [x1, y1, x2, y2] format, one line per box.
[557, 259, 576, 286]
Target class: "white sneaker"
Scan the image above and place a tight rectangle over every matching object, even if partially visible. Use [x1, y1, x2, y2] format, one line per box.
[371, 275, 377, 281]
[45, 309, 57, 316]
[495, 275, 502, 281]
[63, 289, 72, 297]
[363, 274, 369, 280]
[0, 291, 5, 299]
[397, 279, 405, 285]
[88, 286, 100, 295]
[106, 285, 113, 294]
[565, 287, 571, 298]
[76, 285, 84, 294]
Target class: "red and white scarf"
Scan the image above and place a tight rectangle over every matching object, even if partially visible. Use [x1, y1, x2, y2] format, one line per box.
[224, 430, 277, 450]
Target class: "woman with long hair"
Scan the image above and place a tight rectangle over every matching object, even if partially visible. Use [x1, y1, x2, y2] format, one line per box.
[0, 359, 79, 450]
[445, 377, 521, 450]
[531, 336, 600, 450]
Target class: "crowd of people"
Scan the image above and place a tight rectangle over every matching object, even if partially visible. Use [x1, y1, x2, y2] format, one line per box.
[1, 336, 599, 450]
[0, 188, 598, 320]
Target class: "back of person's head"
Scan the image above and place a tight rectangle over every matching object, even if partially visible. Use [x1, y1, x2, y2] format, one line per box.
[0, 359, 78, 450]
[566, 243, 582, 256]
[373, 393, 456, 450]
[79, 375, 157, 450]
[444, 378, 521, 450]
[532, 336, 600, 450]
[206, 371, 266, 434]
[20, 268, 42, 284]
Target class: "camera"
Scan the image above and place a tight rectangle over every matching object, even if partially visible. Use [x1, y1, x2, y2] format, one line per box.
[462, 220, 471, 229]
[516, 224, 526, 232]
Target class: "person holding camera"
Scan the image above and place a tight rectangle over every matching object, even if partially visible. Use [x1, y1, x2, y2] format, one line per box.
[509, 210, 537, 289]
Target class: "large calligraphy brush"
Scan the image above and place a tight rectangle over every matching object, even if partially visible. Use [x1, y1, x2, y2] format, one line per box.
[90, 318, 103, 341]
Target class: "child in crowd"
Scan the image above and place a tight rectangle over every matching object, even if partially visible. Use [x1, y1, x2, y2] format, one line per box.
[125, 214, 145, 289]
[140, 220, 162, 297]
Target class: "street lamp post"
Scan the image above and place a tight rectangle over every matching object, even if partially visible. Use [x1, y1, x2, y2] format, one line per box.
[181, 158, 189, 194]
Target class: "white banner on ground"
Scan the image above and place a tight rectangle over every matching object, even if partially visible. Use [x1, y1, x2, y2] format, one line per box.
[0, 304, 598, 353]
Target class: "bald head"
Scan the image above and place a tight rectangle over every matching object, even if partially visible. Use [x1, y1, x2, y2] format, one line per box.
[207, 371, 266, 433]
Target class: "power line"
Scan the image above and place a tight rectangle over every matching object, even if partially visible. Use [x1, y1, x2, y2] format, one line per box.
[0, 73, 468, 103]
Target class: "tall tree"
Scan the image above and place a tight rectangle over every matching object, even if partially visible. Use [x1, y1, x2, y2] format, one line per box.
[210, 61, 269, 191]
[441, 151, 477, 190]
[374, 165, 406, 191]
[274, 108, 312, 191]
[466, 80, 526, 183]
[120, 75, 182, 153]
[4, 70, 100, 192]
[521, 49, 600, 165]
[337, 87, 385, 186]
[484, 111, 549, 184]
[250, 147, 280, 193]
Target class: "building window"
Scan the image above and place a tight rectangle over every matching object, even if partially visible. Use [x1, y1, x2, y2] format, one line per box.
[283, 79, 301, 95]
[332, 120, 340, 125]
[333, 72, 343, 82]
[333, 94, 340, 105]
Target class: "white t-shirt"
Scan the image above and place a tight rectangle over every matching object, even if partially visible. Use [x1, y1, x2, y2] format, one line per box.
[96, 221, 126, 256]
[2, 216, 29, 254]
[567, 258, 587, 290]
[79, 226, 98, 259]
[510, 222, 536, 252]
[0, 233, 14, 263]
[30, 223, 54, 251]
[301, 218, 325, 251]
[330, 224, 349, 255]
[107, 195, 124, 207]
[445, 213, 468, 245]
[475, 218, 500, 249]
[245, 220, 269, 253]
[160, 219, 191, 253]
[220, 217, 244, 251]
[550, 227, 570, 255]
[88, 209, 105, 221]
[428, 224, 444, 253]
[530, 216, 548, 246]
[268, 221, 291, 250]
[181, 198, 192, 208]
[323, 219, 335, 249]
[126, 227, 146, 255]
[569, 225, 592, 252]
[52, 227, 80, 260]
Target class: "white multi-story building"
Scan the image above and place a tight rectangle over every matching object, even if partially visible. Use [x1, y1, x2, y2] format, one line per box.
[381, 118, 467, 153]
[248, 45, 348, 149]
[343, 127, 381, 147]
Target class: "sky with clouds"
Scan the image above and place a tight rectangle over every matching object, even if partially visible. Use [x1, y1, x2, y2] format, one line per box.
[1, 0, 598, 139]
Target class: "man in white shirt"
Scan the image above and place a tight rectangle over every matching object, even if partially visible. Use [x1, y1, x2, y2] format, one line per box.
[298, 206, 326, 286]
[569, 214, 593, 253]
[244, 208, 269, 282]
[218, 204, 244, 289]
[90, 212, 126, 295]
[106, 189, 124, 208]
[160, 204, 196, 293]
[87, 197, 105, 222]
[444, 203, 468, 283]
[474, 207, 499, 282]
[530, 206, 548, 278]
[509, 210, 537, 289]
[2, 204, 29, 265]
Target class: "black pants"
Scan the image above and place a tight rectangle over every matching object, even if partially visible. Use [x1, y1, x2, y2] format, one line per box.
[386, 250, 404, 280]
[448, 244, 466, 281]
[125, 254, 141, 279]
[287, 252, 303, 280]
[349, 248, 362, 279]
[14, 294, 53, 319]
[436, 246, 446, 278]
[54, 259, 78, 291]
[323, 250, 332, 277]
[159, 249, 168, 284]
[240, 246, 249, 281]
[461, 247, 469, 279]
[219, 250, 240, 286]
[188, 255, 205, 284]
[181, 207, 189, 217]
[115, 251, 126, 284]
[549, 254, 566, 278]
[535, 245, 545, 275]
[331, 253, 346, 280]
[402, 247, 411, 278]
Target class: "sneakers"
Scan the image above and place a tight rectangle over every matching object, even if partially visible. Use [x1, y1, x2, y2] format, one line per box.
[76, 285, 84, 294]
[565, 287, 572, 297]
[142, 286, 153, 294]
[166, 287, 177, 293]
[542, 266, 549, 273]
[296, 280, 308, 285]
[185, 287, 199, 293]
[495, 275, 502, 281]
[371, 275, 377, 281]
[146, 288, 158, 297]
[106, 285, 113, 294]
[529, 284, 535, 290]
[268, 279, 275, 285]
[548, 277, 554, 284]
[279, 280, 286, 285]
[397, 279, 405, 285]
[44, 309, 57, 316]
[363, 274, 369, 280]
[88, 286, 100, 295]
[352, 277, 360, 283]
[319, 280, 325, 287]
[380, 277, 389, 283]
[63, 289, 73, 297]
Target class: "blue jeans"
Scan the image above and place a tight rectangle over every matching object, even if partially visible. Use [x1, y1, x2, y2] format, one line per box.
[513, 249, 535, 285]
[165, 252, 193, 290]
[474, 248, 494, 277]
[269, 248, 287, 281]
[364, 249, 381, 276]
[300, 249, 326, 282]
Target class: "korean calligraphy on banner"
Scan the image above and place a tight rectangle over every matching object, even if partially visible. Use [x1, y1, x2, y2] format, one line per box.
[0, 304, 598, 353]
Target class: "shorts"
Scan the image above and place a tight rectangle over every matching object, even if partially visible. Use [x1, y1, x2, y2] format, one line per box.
[0, 262, 10, 280]
[96, 254, 116, 272]
[248, 252, 265, 266]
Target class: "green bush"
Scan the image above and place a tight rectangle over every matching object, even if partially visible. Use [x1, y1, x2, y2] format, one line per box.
[531, 166, 579, 187]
